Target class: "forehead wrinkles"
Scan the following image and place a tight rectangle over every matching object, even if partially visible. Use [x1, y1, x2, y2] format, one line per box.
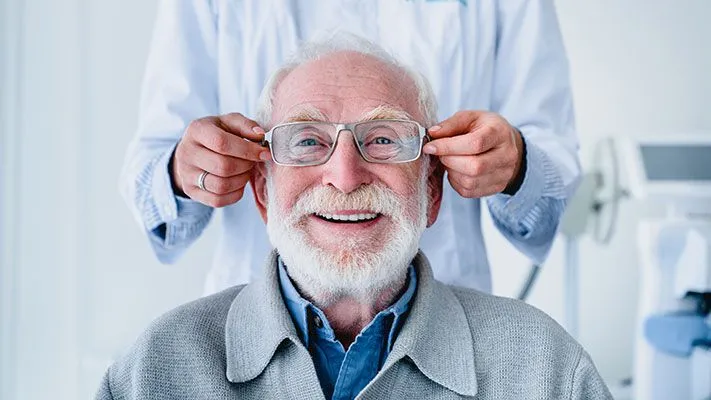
[279, 71, 411, 101]
[321, 62, 416, 106]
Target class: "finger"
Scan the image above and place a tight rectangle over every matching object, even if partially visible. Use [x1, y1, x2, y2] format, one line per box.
[448, 170, 508, 191]
[186, 186, 246, 208]
[196, 124, 269, 162]
[426, 110, 486, 139]
[189, 147, 257, 178]
[448, 170, 510, 198]
[423, 126, 503, 156]
[447, 173, 477, 197]
[217, 113, 266, 141]
[439, 149, 515, 176]
[185, 166, 251, 195]
[189, 188, 244, 208]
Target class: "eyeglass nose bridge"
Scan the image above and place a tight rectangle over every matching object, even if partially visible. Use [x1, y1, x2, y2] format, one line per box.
[333, 123, 354, 139]
[324, 123, 368, 164]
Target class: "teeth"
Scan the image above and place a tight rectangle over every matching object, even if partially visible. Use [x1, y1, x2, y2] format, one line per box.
[317, 213, 379, 222]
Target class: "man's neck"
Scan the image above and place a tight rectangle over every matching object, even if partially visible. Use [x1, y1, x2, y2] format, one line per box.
[317, 282, 406, 348]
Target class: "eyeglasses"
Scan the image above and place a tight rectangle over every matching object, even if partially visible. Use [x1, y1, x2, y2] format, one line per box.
[262, 119, 430, 167]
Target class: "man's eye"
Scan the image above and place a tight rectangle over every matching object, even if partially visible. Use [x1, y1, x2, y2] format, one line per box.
[372, 137, 394, 145]
[296, 138, 319, 146]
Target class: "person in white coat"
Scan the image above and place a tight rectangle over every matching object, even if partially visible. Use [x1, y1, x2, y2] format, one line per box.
[120, 0, 580, 295]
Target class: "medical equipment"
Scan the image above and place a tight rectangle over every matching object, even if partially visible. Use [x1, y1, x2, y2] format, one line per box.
[560, 133, 711, 399]
[557, 137, 629, 338]
[516, 137, 628, 308]
[625, 135, 711, 400]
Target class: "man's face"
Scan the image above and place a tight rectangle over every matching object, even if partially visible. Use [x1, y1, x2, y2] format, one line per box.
[252, 52, 443, 303]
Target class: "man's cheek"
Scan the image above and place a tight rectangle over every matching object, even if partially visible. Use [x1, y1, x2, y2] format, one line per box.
[275, 182, 303, 210]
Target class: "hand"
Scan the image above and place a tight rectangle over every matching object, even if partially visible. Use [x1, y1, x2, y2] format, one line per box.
[171, 113, 271, 207]
[423, 111, 524, 198]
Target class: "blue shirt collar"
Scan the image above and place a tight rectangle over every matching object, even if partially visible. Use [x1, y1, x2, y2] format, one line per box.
[277, 258, 417, 351]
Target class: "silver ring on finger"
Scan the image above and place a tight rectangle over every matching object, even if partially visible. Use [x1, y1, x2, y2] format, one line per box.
[197, 170, 209, 192]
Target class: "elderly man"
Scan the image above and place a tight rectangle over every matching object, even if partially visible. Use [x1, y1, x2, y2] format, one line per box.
[97, 37, 611, 400]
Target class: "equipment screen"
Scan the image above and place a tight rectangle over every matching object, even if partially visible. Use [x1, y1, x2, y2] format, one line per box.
[640, 145, 711, 181]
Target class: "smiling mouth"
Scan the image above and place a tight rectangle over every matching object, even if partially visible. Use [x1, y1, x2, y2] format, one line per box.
[314, 212, 381, 223]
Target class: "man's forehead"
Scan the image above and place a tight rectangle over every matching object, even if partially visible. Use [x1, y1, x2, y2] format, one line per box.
[271, 52, 421, 124]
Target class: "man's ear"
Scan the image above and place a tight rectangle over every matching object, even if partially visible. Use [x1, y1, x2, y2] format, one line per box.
[250, 162, 269, 223]
[426, 157, 445, 227]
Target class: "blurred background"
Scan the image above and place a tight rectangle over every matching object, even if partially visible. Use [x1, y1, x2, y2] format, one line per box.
[2, 0, 710, 399]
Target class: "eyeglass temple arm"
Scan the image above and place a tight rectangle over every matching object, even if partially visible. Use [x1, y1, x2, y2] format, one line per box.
[423, 130, 433, 143]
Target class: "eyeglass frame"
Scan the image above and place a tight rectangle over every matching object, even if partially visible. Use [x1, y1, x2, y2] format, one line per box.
[260, 118, 432, 167]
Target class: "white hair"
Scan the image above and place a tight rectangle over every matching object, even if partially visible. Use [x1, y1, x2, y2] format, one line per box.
[255, 31, 438, 127]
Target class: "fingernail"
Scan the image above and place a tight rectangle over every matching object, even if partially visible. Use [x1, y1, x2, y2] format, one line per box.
[259, 151, 272, 161]
[423, 144, 436, 154]
[428, 125, 442, 132]
[253, 126, 265, 135]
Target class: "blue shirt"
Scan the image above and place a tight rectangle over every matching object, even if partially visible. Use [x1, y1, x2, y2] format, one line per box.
[120, 0, 580, 295]
[278, 260, 417, 400]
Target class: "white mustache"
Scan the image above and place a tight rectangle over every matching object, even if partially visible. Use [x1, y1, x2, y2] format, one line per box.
[290, 184, 403, 219]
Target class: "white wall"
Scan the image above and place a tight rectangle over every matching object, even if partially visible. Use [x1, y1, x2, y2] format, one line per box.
[2, 1, 710, 399]
[1, 0, 82, 398]
[1, 1, 215, 399]
[0, 0, 22, 396]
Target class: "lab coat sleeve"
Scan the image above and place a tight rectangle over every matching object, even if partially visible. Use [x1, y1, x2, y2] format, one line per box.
[119, 0, 218, 264]
[485, 0, 582, 264]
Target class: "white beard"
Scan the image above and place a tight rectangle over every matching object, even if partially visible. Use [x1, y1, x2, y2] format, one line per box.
[265, 173, 428, 306]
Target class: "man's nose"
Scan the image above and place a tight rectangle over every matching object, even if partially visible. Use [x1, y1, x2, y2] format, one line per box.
[321, 130, 372, 194]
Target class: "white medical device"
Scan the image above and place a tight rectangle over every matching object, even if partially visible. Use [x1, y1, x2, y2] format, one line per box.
[624, 134, 711, 400]
[558, 133, 711, 399]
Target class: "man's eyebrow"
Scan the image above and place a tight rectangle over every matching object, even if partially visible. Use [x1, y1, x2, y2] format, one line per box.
[282, 106, 328, 123]
[358, 105, 414, 122]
